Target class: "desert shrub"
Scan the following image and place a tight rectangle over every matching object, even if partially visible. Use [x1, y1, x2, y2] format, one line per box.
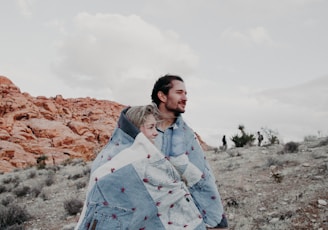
[30, 186, 42, 198]
[225, 197, 239, 208]
[2, 175, 20, 186]
[2, 177, 12, 184]
[44, 176, 55, 186]
[83, 166, 91, 176]
[0, 184, 7, 194]
[76, 180, 87, 190]
[61, 158, 73, 166]
[12, 167, 24, 173]
[283, 142, 299, 153]
[317, 137, 328, 147]
[231, 124, 255, 147]
[47, 165, 60, 172]
[27, 170, 37, 179]
[261, 127, 280, 145]
[6, 224, 25, 230]
[1, 195, 15, 206]
[304, 135, 317, 142]
[39, 190, 49, 201]
[68, 172, 84, 180]
[61, 158, 84, 167]
[36, 155, 48, 169]
[44, 171, 55, 186]
[0, 204, 31, 229]
[64, 198, 84, 215]
[13, 186, 31, 197]
[266, 157, 283, 167]
[12, 176, 20, 188]
[70, 158, 85, 166]
[231, 133, 255, 147]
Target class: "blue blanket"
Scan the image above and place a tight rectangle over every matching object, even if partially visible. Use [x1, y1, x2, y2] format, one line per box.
[76, 133, 206, 229]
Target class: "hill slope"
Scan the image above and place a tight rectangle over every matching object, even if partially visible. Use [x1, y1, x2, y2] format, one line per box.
[0, 138, 327, 229]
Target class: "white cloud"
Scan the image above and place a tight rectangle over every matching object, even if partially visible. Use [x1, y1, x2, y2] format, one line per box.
[44, 19, 67, 34]
[257, 75, 328, 112]
[16, 0, 36, 17]
[249, 27, 276, 46]
[220, 26, 277, 48]
[52, 12, 199, 101]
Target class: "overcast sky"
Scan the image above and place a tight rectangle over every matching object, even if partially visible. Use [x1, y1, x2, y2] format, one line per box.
[1, 0, 328, 147]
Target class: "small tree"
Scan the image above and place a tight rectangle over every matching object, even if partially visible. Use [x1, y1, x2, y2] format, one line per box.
[231, 124, 255, 147]
[261, 127, 280, 145]
[36, 155, 48, 169]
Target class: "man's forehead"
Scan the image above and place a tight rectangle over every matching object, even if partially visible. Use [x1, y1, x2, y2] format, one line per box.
[171, 80, 186, 90]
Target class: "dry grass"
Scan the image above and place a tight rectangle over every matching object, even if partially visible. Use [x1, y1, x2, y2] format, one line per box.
[0, 138, 327, 229]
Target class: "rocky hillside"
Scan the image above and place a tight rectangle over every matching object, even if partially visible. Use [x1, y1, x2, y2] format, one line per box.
[0, 76, 125, 172]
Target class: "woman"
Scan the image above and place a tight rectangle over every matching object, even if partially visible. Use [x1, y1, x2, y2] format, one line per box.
[75, 104, 206, 229]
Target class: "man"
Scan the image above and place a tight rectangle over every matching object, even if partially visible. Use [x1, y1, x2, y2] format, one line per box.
[257, 131, 264, 146]
[151, 74, 228, 229]
[222, 135, 227, 150]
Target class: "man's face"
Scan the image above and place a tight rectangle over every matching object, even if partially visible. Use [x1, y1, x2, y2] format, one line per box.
[163, 80, 187, 114]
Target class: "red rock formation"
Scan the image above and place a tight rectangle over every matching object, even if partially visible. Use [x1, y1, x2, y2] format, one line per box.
[0, 76, 125, 172]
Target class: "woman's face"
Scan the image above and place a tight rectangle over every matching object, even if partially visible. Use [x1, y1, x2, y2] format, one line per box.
[140, 114, 158, 143]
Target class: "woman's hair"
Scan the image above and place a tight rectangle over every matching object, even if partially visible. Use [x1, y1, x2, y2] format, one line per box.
[125, 104, 159, 128]
[151, 74, 184, 106]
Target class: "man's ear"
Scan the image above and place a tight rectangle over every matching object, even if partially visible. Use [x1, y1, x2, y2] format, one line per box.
[157, 91, 167, 103]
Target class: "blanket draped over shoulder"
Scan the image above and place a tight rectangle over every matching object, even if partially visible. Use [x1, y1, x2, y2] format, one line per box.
[75, 108, 206, 230]
[162, 115, 226, 227]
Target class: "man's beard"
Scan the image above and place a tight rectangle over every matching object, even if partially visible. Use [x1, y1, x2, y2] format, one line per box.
[165, 101, 185, 117]
[174, 111, 183, 117]
[172, 106, 185, 117]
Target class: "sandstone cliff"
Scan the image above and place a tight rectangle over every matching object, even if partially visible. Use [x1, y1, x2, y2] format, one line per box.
[0, 76, 125, 172]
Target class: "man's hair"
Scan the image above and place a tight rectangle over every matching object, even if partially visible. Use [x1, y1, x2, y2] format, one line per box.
[125, 104, 159, 128]
[151, 74, 184, 106]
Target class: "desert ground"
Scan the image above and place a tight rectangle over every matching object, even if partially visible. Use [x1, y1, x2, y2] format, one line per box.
[0, 137, 327, 230]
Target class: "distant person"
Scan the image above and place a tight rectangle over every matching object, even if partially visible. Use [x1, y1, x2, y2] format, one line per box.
[257, 131, 264, 146]
[151, 74, 228, 229]
[76, 104, 207, 229]
[222, 135, 227, 150]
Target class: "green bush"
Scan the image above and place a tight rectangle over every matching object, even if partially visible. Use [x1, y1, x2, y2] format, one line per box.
[36, 155, 48, 169]
[231, 125, 255, 147]
[1, 196, 15, 206]
[0, 204, 31, 229]
[261, 127, 280, 145]
[64, 198, 84, 215]
[284, 142, 299, 153]
[13, 186, 31, 197]
[0, 185, 7, 194]
[44, 173, 55, 187]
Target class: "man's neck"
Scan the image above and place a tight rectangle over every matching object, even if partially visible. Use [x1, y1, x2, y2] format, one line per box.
[157, 111, 177, 131]
[158, 118, 174, 130]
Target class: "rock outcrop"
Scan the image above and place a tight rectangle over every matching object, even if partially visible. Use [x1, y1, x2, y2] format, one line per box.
[0, 76, 125, 172]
